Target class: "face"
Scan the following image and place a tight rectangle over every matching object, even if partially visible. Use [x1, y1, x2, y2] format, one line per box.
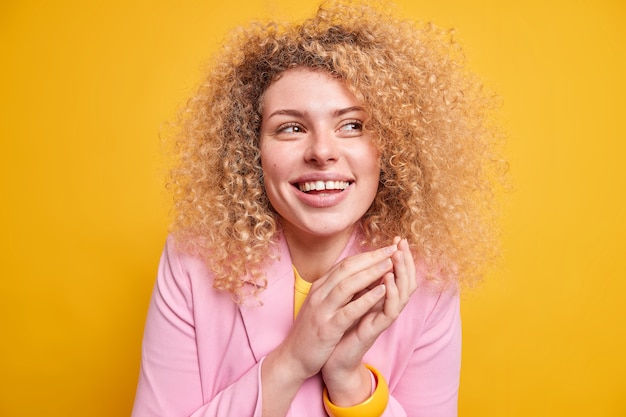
[259, 68, 380, 245]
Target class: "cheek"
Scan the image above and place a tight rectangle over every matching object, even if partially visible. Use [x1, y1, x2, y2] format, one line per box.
[365, 149, 382, 195]
[261, 158, 281, 183]
[363, 145, 382, 175]
[260, 145, 276, 177]
[260, 151, 286, 198]
[261, 142, 295, 179]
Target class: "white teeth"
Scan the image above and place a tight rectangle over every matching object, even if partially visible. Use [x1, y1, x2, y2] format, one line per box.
[298, 180, 350, 192]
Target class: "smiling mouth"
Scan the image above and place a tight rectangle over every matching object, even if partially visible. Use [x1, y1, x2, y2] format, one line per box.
[297, 180, 351, 193]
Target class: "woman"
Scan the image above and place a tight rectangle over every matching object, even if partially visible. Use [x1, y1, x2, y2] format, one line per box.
[132, 2, 502, 416]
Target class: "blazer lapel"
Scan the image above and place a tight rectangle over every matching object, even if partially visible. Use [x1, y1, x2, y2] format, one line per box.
[238, 237, 294, 361]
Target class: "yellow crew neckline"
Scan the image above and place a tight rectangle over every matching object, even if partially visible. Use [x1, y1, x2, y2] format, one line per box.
[293, 266, 312, 319]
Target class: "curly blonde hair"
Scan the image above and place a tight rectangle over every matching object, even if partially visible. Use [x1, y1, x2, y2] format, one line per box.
[168, 0, 505, 299]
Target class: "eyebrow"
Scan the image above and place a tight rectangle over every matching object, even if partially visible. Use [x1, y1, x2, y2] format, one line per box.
[266, 106, 366, 120]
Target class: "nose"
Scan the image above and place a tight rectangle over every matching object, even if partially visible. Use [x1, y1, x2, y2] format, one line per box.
[304, 129, 339, 165]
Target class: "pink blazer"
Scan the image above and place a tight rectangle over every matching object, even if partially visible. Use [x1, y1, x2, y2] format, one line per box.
[132, 234, 461, 417]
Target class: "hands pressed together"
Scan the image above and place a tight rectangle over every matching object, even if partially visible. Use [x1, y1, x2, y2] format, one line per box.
[262, 238, 418, 416]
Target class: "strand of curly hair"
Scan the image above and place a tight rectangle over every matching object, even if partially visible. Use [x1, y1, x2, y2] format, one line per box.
[166, 0, 506, 301]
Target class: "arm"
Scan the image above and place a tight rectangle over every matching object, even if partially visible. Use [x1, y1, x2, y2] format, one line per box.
[321, 238, 419, 408]
[259, 242, 401, 416]
[387, 287, 462, 417]
[319, 245, 461, 417]
[261, 238, 422, 416]
[132, 241, 263, 417]
[133, 238, 398, 417]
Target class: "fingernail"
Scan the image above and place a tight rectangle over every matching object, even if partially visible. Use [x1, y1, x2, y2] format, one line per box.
[374, 284, 386, 296]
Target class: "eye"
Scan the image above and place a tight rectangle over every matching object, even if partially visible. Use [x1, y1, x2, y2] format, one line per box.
[277, 123, 305, 134]
[338, 120, 364, 135]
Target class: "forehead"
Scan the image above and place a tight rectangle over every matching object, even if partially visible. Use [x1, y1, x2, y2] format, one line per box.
[260, 68, 361, 115]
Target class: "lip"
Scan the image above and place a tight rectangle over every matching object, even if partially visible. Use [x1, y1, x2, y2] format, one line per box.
[290, 173, 354, 208]
[293, 183, 352, 208]
[291, 172, 353, 184]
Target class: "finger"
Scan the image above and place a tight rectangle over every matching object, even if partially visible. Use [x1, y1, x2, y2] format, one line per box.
[398, 238, 418, 294]
[382, 272, 400, 320]
[324, 243, 397, 286]
[391, 248, 409, 301]
[321, 258, 392, 308]
[332, 283, 387, 330]
[315, 245, 396, 301]
[359, 273, 399, 334]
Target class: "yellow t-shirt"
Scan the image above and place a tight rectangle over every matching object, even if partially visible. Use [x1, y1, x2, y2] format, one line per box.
[293, 266, 312, 319]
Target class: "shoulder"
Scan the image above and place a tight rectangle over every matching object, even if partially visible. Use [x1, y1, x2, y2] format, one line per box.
[157, 236, 211, 292]
[156, 235, 291, 306]
[413, 259, 460, 321]
[388, 258, 460, 341]
[154, 236, 234, 316]
[160, 236, 208, 275]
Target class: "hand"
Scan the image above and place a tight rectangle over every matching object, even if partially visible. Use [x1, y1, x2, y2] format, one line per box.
[261, 239, 417, 413]
[321, 238, 418, 405]
[266, 243, 397, 385]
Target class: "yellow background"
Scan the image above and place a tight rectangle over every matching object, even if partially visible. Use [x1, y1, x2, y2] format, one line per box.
[1, 0, 624, 415]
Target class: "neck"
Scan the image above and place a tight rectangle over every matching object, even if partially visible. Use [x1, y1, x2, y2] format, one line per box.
[282, 225, 356, 283]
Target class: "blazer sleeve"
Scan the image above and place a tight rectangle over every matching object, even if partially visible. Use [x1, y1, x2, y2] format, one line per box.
[131, 241, 263, 417]
[383, 287, 462, 417]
